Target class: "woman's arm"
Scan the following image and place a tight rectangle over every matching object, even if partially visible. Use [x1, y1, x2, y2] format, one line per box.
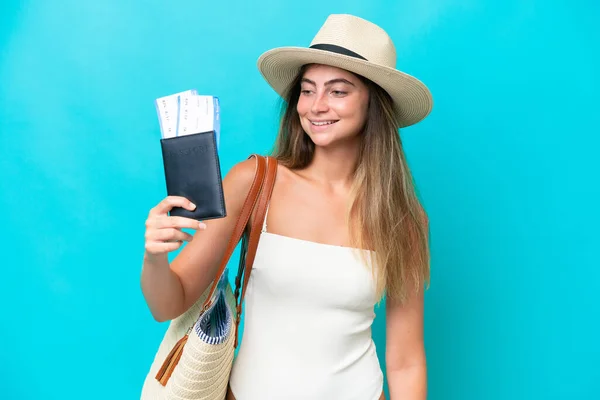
[141, 158, 258, 322]
[385, 287, 427, 400]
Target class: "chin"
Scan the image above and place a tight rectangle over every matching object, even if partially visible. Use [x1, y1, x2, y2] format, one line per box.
[304, 130, 335, 146]
[307, 131, 361, 150]
[310, 137, 335, 148]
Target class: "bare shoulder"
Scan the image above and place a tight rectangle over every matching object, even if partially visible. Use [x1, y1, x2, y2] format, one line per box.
[226, 157, 283, 228]
[223, 157, 258, 193]
[226, 157, 295, 191]
[221, 157, 271, 209]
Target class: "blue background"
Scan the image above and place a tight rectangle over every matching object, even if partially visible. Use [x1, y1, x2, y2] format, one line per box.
[1, 1, 598, 399]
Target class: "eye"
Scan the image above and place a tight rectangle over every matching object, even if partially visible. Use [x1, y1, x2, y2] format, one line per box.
[331, 90, 347, 96]
[300, 89, 314, 95]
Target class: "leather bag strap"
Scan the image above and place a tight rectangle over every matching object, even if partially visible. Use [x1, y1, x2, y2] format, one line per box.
[240, 157, 277, 307]
[233, 156, 278, 346]
[201, 154, 267, 311]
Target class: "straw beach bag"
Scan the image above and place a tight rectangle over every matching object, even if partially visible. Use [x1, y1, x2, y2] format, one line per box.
[141, 155, 278, 400]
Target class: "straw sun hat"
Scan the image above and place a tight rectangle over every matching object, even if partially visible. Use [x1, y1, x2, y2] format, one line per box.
[257, 14, 433, 128]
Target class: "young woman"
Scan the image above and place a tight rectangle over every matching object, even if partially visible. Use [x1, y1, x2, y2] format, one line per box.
[141, 14, 432, 400]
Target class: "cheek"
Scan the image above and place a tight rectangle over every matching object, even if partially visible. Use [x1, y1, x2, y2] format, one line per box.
[353, 94, 369, 124]
[296, 97, 309, 115]
[333, 98, 366, 120]
[359, 99, 369, 121]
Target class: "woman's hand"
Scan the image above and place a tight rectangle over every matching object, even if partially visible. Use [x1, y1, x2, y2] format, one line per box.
[144, 196, 206, 257]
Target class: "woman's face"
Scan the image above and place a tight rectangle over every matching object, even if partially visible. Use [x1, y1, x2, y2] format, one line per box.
[296, 64, 369, 148]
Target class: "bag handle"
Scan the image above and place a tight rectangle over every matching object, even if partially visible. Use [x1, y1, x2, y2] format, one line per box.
[240, 156, 277, 305]
[201, 154, 269, 311]
[233, 155, 278, 347]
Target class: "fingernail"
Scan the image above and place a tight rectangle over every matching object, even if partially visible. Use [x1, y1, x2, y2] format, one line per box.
[199, 222, 207, 230]
[190, 202, 196, 209]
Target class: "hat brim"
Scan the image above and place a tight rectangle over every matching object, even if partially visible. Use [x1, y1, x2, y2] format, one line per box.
[257, 47, 433, 128]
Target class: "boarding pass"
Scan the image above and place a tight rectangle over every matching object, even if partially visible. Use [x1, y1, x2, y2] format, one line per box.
[155, 90, 221, 150]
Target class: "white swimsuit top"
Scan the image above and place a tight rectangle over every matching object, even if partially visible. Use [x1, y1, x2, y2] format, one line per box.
[229, 206, 384, 400]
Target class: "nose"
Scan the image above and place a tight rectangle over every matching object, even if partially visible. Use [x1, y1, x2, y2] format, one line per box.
[311, 91, 329, 114]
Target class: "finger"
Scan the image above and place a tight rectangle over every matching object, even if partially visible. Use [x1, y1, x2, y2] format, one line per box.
[145, 227, 192, 243]
[145, 241, 182, 254]
[152, 215, 207, 230]
[152, 228, 194, 243]
[150, 196, 197, 216]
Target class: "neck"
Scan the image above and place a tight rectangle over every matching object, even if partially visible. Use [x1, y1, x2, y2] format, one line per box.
[301, 140, 361, 190]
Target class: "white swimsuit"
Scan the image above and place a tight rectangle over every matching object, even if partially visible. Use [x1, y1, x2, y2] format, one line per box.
[228, 205, 384, 399]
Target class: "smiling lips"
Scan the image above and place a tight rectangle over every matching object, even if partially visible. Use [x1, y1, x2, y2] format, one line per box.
[310, 120, 339, 126]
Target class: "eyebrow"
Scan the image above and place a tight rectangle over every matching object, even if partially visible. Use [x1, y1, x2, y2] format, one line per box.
[301, 78, 356, 87]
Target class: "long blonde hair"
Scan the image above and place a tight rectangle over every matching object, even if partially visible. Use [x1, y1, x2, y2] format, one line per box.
[271, 65, 430, 304]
